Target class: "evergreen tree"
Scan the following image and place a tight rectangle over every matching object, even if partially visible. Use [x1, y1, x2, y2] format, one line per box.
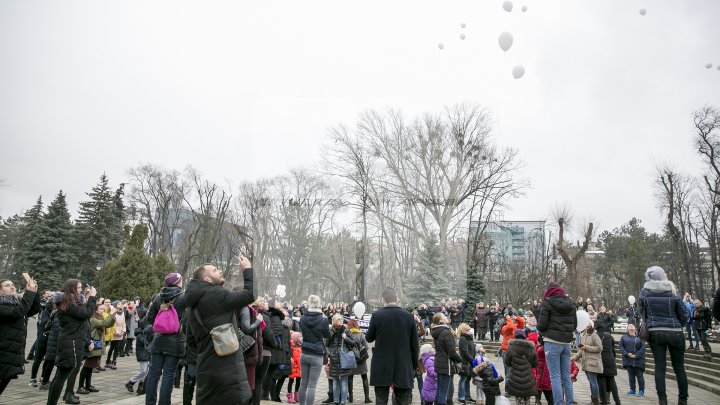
[404, 235, 452, 306]
[0, 214, 24, 280]
[73, 174, 126, 281]
[45, 191, 76, 284]
[18, 197, 61, 290]
[465, 261, 486, 311]
[99, 224, 170, 301]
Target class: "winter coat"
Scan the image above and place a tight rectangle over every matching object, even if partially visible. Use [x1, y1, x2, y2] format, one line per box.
[299, 309, 330, 357]
[638, 280, 687, 331]
[273, 320, 292, 376]
[89, 313, 116, 357]
[458, 332, 475, 376]
[572, 331, 603, 374]
[366, 304, 419, 389]
[598, 332, 617, 376]
[684, 300, 695, 325]
[239, 305, 264, 367]
[56, 296, 97, 369]
[126, 306, 139, 337]
[480, 363, 503, 396]
[103, 311, 115, 342]
[44, 310, 61, 362]
[693, 306, 712, 331]
[134, 321, 150, 363]
[596, 313, 613, 331]
[290, 340, 302, 379]
[327, 325, 356, 378]
[0, 291, 41, 380]
[34, 304, 52, 353]
[537, 295, 577, 343]
[112, 312, 126, 341]
[146, 286, 187, 357]
[525, 315, 538, 330]
[500, 317, 525, 352]
[504, 339, 538, 398]
[619, 334, 646, 370]
[268, 307, 288, 366]
[535, 345, 551, 392]
[421, 353, 437, 403]
[430, 324, 462, 375]
[474, 307, 489, 327]
[184, 267, 255, 405]
[349, 329, 369, 375]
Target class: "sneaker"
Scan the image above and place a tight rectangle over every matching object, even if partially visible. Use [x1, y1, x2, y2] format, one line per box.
[77, 387, 90, 395]
[637, 390, 644, 397]
[29, 378, 38, 387]
[125, 381, 135, 393]
[626, 390, 636, 395]
[39, 383, 51, 390]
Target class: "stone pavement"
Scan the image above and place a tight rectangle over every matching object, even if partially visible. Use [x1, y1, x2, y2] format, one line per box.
[4, 322, 719, 404]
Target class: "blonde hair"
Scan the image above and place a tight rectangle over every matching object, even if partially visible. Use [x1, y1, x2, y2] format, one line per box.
[308, 294, 322, 309]
[331, 313, 344, 326]
[457, 323, 471, 334]
[253, 297, 266, 307]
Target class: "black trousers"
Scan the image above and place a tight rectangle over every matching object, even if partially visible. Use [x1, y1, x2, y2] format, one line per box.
[251, 356, 271, 405]
[41, 359, 55, 384]
[0, 377, 13, 396]
[31, 337, 48, 379]
[598, 375, 620, 405]
[47, 365, 76, 405]
[375, 386, 411, 405]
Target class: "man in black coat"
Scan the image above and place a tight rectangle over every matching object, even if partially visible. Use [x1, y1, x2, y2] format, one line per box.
[366, 287, 418, 405]
[185, 256, 255, 405]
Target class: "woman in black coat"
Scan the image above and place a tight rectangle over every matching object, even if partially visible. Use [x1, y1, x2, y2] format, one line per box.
[504, 330, 538, 402]
[430, 313, 462, 405]
[326, 313, 356, 405]
[29, 297, 53, 387]
[457, 323, 476, 403]
[40, 295, 62, 389]
[597, 323, 620, 405]
[0, 277, 40, 396]
[46, 279, 97, 405]
[262, 302, 286, 400]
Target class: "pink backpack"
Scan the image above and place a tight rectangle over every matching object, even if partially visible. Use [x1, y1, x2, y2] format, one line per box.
[153, 301, 180, 334]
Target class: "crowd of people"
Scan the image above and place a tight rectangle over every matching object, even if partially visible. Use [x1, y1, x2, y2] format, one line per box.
[1, 263, 720, 405]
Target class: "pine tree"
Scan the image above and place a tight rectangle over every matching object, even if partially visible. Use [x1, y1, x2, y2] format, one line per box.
[18, 197, 61, 290]
[404, 235, 452, 306]
[465, 261, 486, 311]
[0, 214, 24, 280]
[73, 174, 126, 281]
[45, 191, 75, 284]
[99, 224, 169, 301]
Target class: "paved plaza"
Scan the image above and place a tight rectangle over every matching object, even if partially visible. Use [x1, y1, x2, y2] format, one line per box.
[3, 322, 719, 404]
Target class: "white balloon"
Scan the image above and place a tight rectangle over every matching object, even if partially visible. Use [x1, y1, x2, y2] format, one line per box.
[460, 34, 466, 40]
[522, 6, 527, 13]
[512, 65, 525, 79]
[461, 23, 466, 29]
[495, 396, 511, 405]
[353, 302, 366, 319]
[438, 43, 444, 50]
[639, 8, 646, 16]
[576, 310, 590, 332]
[628, 295, 636, 305]
[706, 63, 713, 69]
[717, 66, 720, 71]
[503, 1, 513, 12]
[498, 32, 514, 52]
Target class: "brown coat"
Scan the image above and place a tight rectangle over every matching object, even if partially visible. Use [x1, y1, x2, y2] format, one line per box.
[572, 331, 603, 373]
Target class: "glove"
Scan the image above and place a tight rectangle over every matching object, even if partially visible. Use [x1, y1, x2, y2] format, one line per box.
[497, 376, 504, 383]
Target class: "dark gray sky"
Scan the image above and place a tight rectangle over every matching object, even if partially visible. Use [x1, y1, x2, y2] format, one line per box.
[1, 1, 719, 235]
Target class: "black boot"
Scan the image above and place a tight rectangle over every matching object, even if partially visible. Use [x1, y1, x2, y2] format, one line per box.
[125, 381, 135, 393]
[677, 399, 688, 405]
[323, 395, 335, 404]
[136, 381, 146, 396]
[183, 375, 196, 405]
[363, 378, 371, 403]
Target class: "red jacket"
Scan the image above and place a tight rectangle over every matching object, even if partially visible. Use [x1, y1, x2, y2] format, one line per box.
[535, 346, 552, 391]
[501, 317, 525, 352]
[290, 340, 302, 379]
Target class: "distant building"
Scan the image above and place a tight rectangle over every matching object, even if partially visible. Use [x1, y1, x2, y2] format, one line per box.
[470, 220, 546, 262]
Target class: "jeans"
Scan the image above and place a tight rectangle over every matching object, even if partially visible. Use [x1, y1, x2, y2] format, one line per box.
[458, 375, 471, 400]
[376, 386, 411, 405]
[585, 372, 599, 398]
[686, 322, 700, 348]
[145, 352, 180, 405]
[332, 375, 349, 404]
[544, 342, 574, 405]
[435, 374, 452, 405]
[626, 366, 645, 392]
[298, 353, 323, 405]
[649, 330, 688, 401]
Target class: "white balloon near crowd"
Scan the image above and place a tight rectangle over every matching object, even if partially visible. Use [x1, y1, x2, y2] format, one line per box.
[512, 65, 525, 79]
[576, 309, 591, 332]
[628, 295, 636, 305]
[275, 284, 287, 299]
[353, 301, 366, 318]
[495, 395, 512, 405]
[503, 1, 513, 12]
[498, 32, 513, 52]
[460, 23, 466, 29]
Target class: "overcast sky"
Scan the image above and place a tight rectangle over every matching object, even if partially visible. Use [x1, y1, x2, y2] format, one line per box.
[1, 0, 719, 236]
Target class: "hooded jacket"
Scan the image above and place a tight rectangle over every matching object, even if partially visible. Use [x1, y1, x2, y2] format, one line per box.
[146, 285, 187, 357]
[56, 296, 96, 369]
[619, 333, 645, 370]
[299, 309, 330, 357]
[430, 324, 462, 375]
[638, 280, 687, 331]
[89, 312, 116, 357]
[537, 295, 577, 343]
[598, 331, 617, 376]
[0, 291, 40, 380]
[458, 332, 475, 376]
[421, 352, 437, 403]
[504, 339, 538, 398]
[535, 345, 551, 392]
[184, 267, 255, 405]
[572, 331, 603, 374]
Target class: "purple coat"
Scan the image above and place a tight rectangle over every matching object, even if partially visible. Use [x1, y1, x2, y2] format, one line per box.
[421, 353, 438, 402]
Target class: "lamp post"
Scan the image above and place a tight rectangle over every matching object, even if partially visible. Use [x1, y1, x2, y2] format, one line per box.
[97, 265, 102, 293]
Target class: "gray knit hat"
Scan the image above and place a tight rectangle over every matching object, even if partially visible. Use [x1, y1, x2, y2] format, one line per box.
[645, 266, 666, 281]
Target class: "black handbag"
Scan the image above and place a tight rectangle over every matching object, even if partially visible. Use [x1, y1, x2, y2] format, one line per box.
[638, 321, 649, 342]
[236, 328, 256, 354]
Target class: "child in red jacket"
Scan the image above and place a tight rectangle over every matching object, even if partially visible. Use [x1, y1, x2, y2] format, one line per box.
[288, 332, 303, 403]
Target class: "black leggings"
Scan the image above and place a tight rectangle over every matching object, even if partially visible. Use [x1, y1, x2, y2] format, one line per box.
[46, 363, 80, 405]
[598, 375, 620, 404]
[31, 338, 48, 379]
[78, 367, 94, 389]
[252, 356, 271, 405]
[107, 340, 122, 363]
[535, 390, 554, 404]
[287, 377, 301, 393]
[0, 377, 13, 396]
[41, 359, 56, 384]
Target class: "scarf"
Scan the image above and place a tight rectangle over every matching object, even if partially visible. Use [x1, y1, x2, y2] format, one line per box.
[349, 328, 361, 334]
[544, 286, 567, 299]
[249, 305, 266, 331]
[0, 294, 19, 306]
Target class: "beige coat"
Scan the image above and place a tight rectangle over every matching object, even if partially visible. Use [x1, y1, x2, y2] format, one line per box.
[573, 331, 603, 373]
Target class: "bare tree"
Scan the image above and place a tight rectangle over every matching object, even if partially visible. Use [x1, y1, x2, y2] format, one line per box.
[553, 206, 594, 297]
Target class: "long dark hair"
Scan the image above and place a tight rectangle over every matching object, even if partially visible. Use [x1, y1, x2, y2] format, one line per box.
[60, 279, 81, 312]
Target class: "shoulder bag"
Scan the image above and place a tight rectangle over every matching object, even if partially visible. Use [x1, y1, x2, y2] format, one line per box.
[192, 308, 239, 357]
[339, 339, 357, 369]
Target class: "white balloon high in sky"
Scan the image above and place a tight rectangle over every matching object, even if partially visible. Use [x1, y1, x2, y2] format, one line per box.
[503, 1, 513, 13]
[707, 63, 714, 69]
[639, 8, 647, 16]
[512, 65, 525, 79]
[460, 23, 466, 29]
[498, 32, 514, 52]
[460, 33, 466, 40]
[438, 43, 444, 50]
[522, 6, 528, 13]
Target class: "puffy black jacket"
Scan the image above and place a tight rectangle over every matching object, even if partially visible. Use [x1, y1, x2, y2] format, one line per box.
[638, 281, 687, 331]
[134, 319, 150, 363]
[56, 296, 96, 369]
[146, 286, 186, 357]
[0, 291, 41, 380]
[299, 310, 330, 357]
[693, 306, 712, 331]
[599, 331, 617, 376]
[327, 325, 355, 378]
[505, 339, 538, 398]
[44, 310, 61, 362]
[537, 295, 576, 343]
[458, 333, 475, 376]
[268, 307, 287, 365]
[480, 364, 503, 395]
[430, 324, 461, 375]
